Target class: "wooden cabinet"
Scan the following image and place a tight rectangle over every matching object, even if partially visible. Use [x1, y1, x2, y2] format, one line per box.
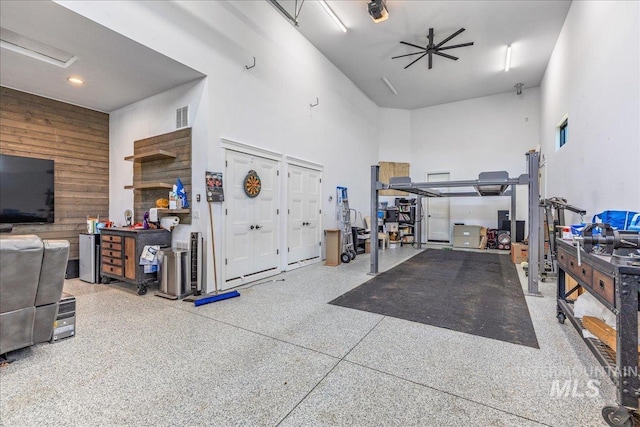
[100, 228, 171, 295]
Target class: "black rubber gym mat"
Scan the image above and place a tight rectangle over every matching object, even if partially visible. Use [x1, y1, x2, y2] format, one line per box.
[330, 249, 539, 348]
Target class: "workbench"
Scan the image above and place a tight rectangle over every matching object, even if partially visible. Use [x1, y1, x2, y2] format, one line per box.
[556, 239, 639, 426]
[100, 228, 171, 295]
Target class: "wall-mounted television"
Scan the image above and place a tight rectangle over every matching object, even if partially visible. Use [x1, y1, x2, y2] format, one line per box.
[0, 154, 55, 224]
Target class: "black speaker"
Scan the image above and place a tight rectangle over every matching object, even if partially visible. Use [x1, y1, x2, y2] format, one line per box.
[189, 232, 203, 296]
[497, 230, 511, 250]
[497, 210, 509, 229]
[501, 220, 525, 243]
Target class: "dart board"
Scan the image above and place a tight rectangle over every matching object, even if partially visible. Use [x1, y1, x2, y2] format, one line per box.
[243, 170, 261, 198]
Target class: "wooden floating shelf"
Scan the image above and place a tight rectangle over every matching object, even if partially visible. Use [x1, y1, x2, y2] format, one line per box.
[155, 208, 190, 214]
[124, 150, 177, 162]
[124, 182, 173, 190]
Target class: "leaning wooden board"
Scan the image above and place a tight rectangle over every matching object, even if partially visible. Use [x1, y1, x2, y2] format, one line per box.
[582, 316, 640, 354]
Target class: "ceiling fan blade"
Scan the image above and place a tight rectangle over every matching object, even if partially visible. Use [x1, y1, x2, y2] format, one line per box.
[405, 52, 427, 69]
[400, 41, 426, 51]
[437, 42, 474, 51]
[428, 52, 432, 69]
[392, 51, 428, 59]
[434, 27, 465, 49]
[434, 51, 458, 61]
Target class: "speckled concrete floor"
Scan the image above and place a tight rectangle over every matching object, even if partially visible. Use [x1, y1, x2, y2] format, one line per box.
[0, 247, 615, 426]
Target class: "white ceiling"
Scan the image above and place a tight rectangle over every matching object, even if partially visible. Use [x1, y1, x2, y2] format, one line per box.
[0, 1, 571, 113]
[278, 0, 571, 109]
[0, 1, 204, 113]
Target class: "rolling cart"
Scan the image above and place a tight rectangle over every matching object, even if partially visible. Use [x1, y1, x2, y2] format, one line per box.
[337, 186, 356, 263]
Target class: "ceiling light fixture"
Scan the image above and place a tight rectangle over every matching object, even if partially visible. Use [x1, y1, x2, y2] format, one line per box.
[318, 1, 347, 33]
[0, 27, 78, 69]
[368, 0, 388, 23]
[381, 77, 398, 95]
[505, 45, 512, 71]
[67, 77, 84, 85]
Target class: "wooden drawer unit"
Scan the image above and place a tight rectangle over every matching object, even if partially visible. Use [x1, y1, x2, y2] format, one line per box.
[557, 247, 591, 282]
[100, 228, 171, 295]
[102, 264, 123, 277]
[569, 258, 592, 284]
[101, 256, 123, 266]
[591, 268, 615, 306]
[102, 234, 122, 243]
[102, 241, 122, 251]
[101, 248, 122, 259]
[557, 246, 574, 270]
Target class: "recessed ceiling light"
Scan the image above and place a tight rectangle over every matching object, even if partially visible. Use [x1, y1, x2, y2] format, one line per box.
[67, 77, 84, 85]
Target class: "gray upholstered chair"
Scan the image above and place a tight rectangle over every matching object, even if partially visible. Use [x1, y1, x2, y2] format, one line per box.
[0, 235, 69, 355]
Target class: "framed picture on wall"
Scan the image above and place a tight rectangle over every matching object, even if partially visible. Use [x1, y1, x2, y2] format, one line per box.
[206, 171, 224, 202]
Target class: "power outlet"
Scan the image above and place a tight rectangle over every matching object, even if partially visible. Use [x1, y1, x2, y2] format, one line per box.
[192, 210, 200, 219]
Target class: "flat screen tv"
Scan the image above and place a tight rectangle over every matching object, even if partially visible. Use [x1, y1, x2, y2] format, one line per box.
[0, 154, 55, 224]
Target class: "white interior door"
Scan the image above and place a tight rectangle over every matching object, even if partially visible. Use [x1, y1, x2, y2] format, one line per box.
[287, 164, 321, 265]
[426, 172, 450, 242]
[252, 156, 279, 273]
[226, 151, 253, 280]
[225, 150, 279, 286]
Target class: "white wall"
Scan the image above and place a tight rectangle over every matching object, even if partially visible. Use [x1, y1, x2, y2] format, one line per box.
[62, 0, 378, 214]
[378, 108, 411, 162]
[408, 89, 540, 235]
[377, 108, 412, 221]
[108, 78, 209, 244]
[62, 1, 379, 289]
[540, 1, 640, 224]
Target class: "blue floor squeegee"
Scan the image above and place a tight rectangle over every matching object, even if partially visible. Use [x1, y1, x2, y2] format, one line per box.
[193, 290, 240, 307]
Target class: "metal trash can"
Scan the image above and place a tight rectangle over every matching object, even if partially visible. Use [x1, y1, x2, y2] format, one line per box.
[156, 249, 189, 300]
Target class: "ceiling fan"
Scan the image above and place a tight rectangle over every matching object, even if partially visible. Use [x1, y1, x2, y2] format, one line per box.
[392, 28, 474, 70]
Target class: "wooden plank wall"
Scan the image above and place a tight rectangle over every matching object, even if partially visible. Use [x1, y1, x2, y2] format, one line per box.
[0, 87, 109, 260]
[133, 128, 192, 224]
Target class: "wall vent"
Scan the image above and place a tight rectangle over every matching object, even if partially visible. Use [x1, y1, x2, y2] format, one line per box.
[176, 106, 189, 129]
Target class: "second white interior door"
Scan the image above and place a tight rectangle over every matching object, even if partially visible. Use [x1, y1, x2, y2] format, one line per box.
[426, 172, 451, 242]
[287, 164, 321, 265]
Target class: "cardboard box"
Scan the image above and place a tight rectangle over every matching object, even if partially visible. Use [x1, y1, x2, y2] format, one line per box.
[324, 229, 341, 266]
[511, 243, 528, 264]
[564, 275, 584, 300]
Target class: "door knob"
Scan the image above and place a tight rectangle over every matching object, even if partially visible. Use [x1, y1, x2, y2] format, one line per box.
[255, 225, 262, 229]
[250, 225, 255, 230]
